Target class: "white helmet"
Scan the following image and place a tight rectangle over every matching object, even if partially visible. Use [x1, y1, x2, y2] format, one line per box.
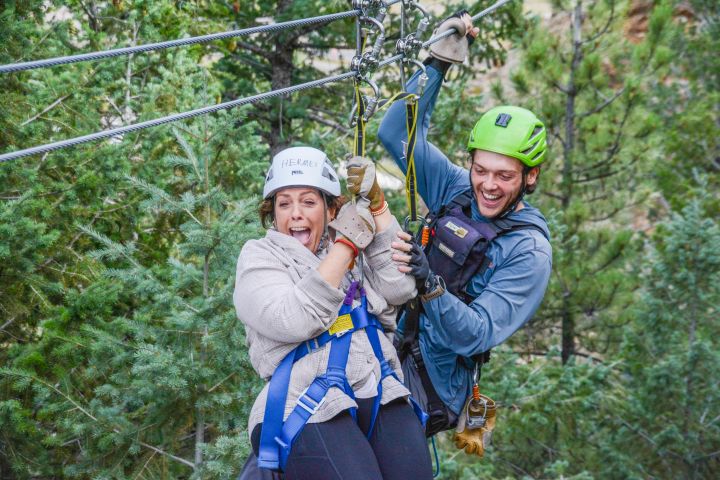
[263, 146, 341, 199]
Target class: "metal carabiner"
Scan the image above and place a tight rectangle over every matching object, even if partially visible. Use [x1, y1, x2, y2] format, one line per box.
[360, 76, 382, 121]
[402, 58, 429, 97]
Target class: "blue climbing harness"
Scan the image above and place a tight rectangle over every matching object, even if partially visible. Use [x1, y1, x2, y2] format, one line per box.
[258, 280, 428, 472]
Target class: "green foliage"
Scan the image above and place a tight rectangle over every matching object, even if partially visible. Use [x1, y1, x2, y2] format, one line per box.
[507, 0, 672, 365]
[2, 0, 717, 478]
[617, 180, 720, 479]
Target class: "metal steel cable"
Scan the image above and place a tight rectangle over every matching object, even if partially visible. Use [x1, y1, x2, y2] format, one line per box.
[0, 0, 518, 162]
[0, 10, 360, 74]
[422, 0, 515, 48]
[379, 0, 516, 68]
[0, 71, 355, 162]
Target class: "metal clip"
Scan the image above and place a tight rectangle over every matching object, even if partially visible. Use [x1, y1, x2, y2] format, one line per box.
[402, 58, 428, 97]
[361, 77, 381, 121]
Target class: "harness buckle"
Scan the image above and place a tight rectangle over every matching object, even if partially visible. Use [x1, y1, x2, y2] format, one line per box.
[296, 388, 326, 416]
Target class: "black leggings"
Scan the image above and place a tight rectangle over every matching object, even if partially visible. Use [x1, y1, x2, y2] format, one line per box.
[241, 398, 432, 480]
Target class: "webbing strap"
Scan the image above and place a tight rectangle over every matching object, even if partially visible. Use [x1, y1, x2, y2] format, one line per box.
[276, 332, 354, 470]
[257, 348, 295, 470]
[259, 283, 427, 472]
[353, 79, 366, 157]
[405, 99, 419, 221]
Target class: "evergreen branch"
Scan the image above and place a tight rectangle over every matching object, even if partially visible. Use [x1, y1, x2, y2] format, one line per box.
[617, 418, 685, 462]
[21, 94, 72, 126]
[172, 129, 202, 181]
[78, 225, 200, 314]
[0, 316, 16, 332]
[133, 450, 158, 480]
[125, 175, 203, 226]
[235, 40, 274, 60]
[552, 80, 571, 95]
[1, 368, 99, 423]
[574, 168, 620, 183]
[539, 190, 565, 202]
[582, 0, 616, 45]
[577, 87, 625, 118]
[136, 441, 194, 469]
[0, 368, 196, 469]
[589, 198, 643, 222]
[207, 372, 236, 393]
[306, 111, 349, 134]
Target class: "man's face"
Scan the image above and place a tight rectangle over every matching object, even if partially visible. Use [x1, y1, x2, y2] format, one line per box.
[469, 150, 538, 219]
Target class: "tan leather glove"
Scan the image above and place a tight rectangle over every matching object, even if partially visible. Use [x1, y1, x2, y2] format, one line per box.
[429, 16, 469, 64]
[453, 394, 497, 457]
[328, 201, 375, 250]
[346, 156, 385, 212]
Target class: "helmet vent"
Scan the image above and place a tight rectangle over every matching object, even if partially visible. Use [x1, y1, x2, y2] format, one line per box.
[322, 166, 337, 182]
[265, 168, 274, 181]
[521, 143, 537, 155]
[530, 126, 543, 139]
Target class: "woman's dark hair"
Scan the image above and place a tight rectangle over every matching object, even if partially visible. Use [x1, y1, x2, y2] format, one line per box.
[259, 193, 347, 229]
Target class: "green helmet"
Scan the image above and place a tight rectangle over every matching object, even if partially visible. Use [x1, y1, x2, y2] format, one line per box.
[467, 106, 547, 167]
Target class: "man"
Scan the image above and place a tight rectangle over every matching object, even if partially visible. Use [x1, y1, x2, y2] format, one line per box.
[379, 13, 553, 438]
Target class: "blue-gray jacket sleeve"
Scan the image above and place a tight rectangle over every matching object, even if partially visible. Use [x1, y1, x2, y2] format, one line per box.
[378, 66, 469, 212]
[422, 246, 552, 357]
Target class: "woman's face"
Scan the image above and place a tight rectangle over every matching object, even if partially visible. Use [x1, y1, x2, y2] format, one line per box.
[273, 187, 331, 253]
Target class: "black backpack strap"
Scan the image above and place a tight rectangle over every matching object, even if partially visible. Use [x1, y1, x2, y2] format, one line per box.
[398, 299, 421, 362]
[490, 217, 545, 236]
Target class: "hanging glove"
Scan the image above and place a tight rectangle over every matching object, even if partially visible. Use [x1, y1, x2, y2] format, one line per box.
[346, 156, 385, 213]
[328, 201, 375, 251]
[453, 394, 497, 458]
[428, 13, 470, 64]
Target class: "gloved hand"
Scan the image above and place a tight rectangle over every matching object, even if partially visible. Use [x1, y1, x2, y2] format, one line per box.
[406, 239, 432, 294]
[428, 12, 479, 64]
[453, 394, 497, 458]
[328, 201, 375, 250]
[346, 156, 385, 212]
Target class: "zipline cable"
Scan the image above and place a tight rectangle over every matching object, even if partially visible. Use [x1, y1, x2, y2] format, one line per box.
[0, 0, 517, 163]
[0, 71, 355, 163]
[0, 9, 361, 74]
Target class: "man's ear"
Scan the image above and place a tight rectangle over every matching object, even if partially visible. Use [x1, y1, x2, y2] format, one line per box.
[526, 166, 541, 187]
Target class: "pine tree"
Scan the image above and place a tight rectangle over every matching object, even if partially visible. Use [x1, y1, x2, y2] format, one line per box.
[651, 0, 720, 212]
[616, 179, 720, 479]
[2, 111, 267, 478]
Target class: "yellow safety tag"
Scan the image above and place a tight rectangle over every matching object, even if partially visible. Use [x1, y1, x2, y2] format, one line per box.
[329, 314, 354, 336]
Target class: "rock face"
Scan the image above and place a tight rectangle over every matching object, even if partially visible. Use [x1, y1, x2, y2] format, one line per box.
[626, 0, 696, 43]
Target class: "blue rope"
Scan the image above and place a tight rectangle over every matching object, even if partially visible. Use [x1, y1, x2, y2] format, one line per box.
[431, 435, 441, 478]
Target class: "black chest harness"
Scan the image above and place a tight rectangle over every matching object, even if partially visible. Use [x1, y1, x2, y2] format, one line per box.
[397, 190, 543, 436]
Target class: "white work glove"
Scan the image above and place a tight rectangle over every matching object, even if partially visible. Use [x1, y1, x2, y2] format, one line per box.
[328, 200, 375, 250]
[429, 12, 479, 64]
[345, 156, 385, 212]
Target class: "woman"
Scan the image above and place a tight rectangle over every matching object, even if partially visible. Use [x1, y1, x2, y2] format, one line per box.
[234, 146, 432, 479]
